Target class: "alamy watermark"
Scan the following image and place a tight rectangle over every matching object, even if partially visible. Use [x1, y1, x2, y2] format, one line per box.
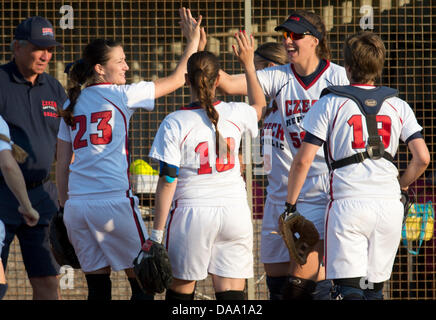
[56, 3, 377, 34]
[359, 276, 375, 290]
[59, 5, 74, 30]
[59, 265, 75, 290]
[360, 5, 374, 30]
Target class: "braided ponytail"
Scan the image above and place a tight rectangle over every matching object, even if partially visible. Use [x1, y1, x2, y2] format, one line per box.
[187, 51, 229, 157]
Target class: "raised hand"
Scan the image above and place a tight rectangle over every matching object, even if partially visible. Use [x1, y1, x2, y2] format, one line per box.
[232, 30, 265, 120]
[232, 30, 255, 71]
[198, 27, 207, 51]
[179, 7, 202, 47]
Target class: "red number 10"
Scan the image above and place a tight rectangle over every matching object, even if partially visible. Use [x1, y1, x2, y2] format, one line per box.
[195, 137, 236, 175]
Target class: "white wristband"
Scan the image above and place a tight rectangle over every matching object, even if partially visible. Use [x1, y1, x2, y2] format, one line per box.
[150, 229, 164, 244]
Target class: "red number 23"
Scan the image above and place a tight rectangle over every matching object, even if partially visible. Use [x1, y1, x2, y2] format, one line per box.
[72, 111, 113, 150]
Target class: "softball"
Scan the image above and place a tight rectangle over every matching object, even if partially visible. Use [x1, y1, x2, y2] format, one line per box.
[130, 159, 158, 175]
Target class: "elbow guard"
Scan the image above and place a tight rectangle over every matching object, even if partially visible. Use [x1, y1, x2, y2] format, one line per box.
[159, 161, 179, 183]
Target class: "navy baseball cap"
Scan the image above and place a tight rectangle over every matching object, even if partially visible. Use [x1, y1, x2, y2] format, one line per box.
[275, 14, 323, 40]
[14, 16, 62, 48]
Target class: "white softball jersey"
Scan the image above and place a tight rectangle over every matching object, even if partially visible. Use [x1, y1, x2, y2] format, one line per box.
[58, 81, 154, 272]
[302, 85, 423, 282]
[302, 85, 423, 200]
[260, 105, 293, 263]
[149, 101, 258, 280]
[58, 81, 155, 196]
[261, 106, 292, 203]
[0, 219, 5, 256]
[256, 61, 349, 178]
[0, 116, 11, 255]
[0, 115, 12, 152]
[149, 101, 258, 204]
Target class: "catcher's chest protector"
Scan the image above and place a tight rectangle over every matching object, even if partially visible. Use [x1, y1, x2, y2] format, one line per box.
[320, 85, 398, 170]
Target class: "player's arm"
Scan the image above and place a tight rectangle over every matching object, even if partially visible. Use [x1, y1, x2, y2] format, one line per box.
[198, 26, 207, 51]
[56, 138, 73, 207]
[286, 140, 321, 205]
[152, 178, 177, 243]
[233, 31, 267, 121]
[217, 70, 247, 96]
[0, 150, 39, 226]
[153, 177, 177, 231]
[153, 8, 201, 99]
[152, 161, 179, 243]
[399, 137, 430, 190]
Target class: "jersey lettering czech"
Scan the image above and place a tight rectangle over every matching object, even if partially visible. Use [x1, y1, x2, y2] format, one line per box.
[256, 61, 349, 177]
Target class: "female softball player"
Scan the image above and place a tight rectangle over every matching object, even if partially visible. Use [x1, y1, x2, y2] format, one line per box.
[219, 10, 349, 299]
[286, 31, 430, 299]
[148, 31, 265, 300]
[252, 42, 294, 300]
[55, 8, 202, 300]
[0, 115, 40, 299]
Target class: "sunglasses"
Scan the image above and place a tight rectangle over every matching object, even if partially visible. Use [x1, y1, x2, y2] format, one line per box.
[282, 31, 312, 41]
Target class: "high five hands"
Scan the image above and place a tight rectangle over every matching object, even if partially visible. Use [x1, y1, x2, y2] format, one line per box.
[179, 7, 202, 47]
[232, 30, 255, 71]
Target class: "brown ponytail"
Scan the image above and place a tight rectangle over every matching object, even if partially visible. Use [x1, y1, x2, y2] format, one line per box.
[295, 10, 331, 61]
[0, 134, 28, 163]
[254, 42, 289, 70]
[61, 39, 121, 126]
[187, 51, 229, 157]
[61, 60, 91, 126]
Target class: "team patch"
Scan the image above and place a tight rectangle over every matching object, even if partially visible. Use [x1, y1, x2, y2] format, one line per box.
[42, 27, 54, 36]
[365, 99, 377, 107]
[42, 100, 58, 117]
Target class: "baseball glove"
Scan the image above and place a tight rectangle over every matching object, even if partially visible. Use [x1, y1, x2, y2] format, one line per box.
[48, 207, 81, 269]
[400, 189, 413, 225]
[279, 203, 320, 265]
[133, 239, 173, 294]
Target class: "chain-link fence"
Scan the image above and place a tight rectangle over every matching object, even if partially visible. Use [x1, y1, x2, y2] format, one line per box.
[1, 0, 434, 300]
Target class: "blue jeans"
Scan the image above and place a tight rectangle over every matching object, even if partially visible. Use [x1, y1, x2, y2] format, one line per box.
[313, 280, 333, 300]
[332, 285, 384, 300]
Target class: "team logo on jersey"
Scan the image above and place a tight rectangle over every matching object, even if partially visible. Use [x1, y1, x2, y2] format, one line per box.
[262, 122, 285, 141]
[261, 122, 285, 151]
[285, 99, 317, 117]
[42, 100, 58, 118]
[365, 99, 377, 107]
[284, 99, 318, 127]
[42, 27, 54, 36]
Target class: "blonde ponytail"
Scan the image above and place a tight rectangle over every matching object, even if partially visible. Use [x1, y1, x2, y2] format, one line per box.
[0, 134, 28, 163]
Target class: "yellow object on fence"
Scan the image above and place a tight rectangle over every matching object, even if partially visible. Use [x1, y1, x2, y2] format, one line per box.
[401, 202, 434, 255]
[402, 202, 434, 241]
